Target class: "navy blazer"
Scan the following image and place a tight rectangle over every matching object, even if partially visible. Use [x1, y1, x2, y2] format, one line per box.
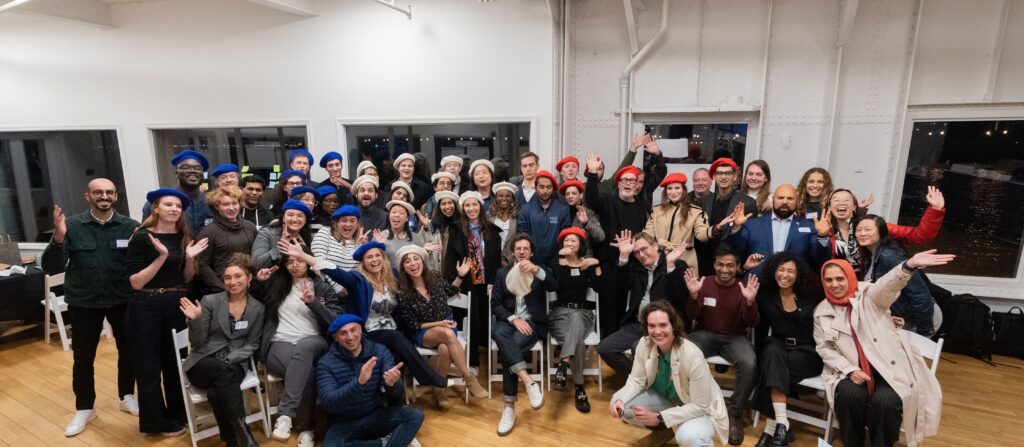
[726, 213, 829, 275]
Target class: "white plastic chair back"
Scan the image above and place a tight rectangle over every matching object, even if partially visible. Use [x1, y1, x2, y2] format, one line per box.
[905, 330, 944, 375]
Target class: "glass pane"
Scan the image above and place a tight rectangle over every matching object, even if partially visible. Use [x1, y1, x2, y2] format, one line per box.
[899, 120, 1024, 278]
[642, 123, 747, 164]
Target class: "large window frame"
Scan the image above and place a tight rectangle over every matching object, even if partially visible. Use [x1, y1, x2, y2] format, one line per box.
[892, 106, 1024, 301]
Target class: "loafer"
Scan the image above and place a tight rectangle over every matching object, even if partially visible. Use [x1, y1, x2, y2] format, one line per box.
[526, 382, 544, 410]
[728, 417, 744, 445]
[497, 407, 516, 436]
[771, 424, 790, 447]
[64, 410, 96, 437]
[119, 395, 139, 416]
[272, 414, 292, 441]
[574, 387, 591, 413]
[553, 361, 568, 391]
[755, 432, 772, 447]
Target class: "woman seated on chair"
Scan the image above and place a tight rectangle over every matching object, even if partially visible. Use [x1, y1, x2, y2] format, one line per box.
[395, 245, 488, 410]
[608, 300, 729, 447]
[549, 227, 601, 413]
[252, 244, 343, 447]
[814, 251, 951, 447]
[752, 252, 824, 447]
[179, 254, 266, 447]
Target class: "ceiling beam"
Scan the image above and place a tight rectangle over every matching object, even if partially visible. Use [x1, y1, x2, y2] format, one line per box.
[4, 0, 114, 28]
[245, 0, 317, 17]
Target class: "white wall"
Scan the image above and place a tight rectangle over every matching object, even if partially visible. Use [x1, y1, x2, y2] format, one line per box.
[0, 0, 554, 214]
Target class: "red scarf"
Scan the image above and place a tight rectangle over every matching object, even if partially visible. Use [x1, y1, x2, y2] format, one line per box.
[821, 259, 874, 396]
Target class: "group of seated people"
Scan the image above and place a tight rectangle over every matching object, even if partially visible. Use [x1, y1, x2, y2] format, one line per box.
[46, 134, 952, 447]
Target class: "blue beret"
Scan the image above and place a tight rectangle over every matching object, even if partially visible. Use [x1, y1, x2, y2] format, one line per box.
[353, 241, 386, 262]
[146, 188, 192, 210]
[289, 186, 320, 201]
[279, 170, 307, 182]
[317, 185, 339, 198]
[327, 313, 364, 335]
[170, 150, 209, 171]
[319, 151, 343, 168]
[211, 163, 239, 177]
[280, 199, 313, 219]
[289, 149, 315, 166]
[331, 204, 361, 221]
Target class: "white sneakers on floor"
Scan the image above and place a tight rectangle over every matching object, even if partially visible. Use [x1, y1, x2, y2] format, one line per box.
[526, 382, 544, 410]
[64, 410, 96, 437]
[297, 430, 315, 447]
[272, 415, 293, 441]
[119, 395, 139, 416]
[409, 437, 423, 447]
[496, 406, 516, 436]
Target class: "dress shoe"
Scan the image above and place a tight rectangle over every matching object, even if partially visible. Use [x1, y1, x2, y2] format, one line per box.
[728, 417, 744, 445]
[771, 423, 790, 446]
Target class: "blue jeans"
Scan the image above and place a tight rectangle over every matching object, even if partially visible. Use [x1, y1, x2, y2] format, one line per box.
[491, 319, 541, 402]
[324, 407, 424, 447]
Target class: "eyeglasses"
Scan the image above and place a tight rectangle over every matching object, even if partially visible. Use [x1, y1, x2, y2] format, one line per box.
[285, 181, 304, 187]
[714, 171, 735, 177]
[322, 197, 340, 205]
[90, 190, 116, 197]
[619, 178, 638, 185]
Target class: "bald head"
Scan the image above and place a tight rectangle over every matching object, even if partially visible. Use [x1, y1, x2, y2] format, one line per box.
[773, 183, 797, 218]
[85, 178, 117, 213]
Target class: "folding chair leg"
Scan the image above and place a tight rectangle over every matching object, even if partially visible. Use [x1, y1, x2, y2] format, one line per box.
[824, 407, 834, 443]
[101, 318, 113, 339]
[43, 298, 51, 345]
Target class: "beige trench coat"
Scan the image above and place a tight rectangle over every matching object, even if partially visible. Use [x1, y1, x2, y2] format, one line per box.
[813, 266, 942, 447]
[611, 337, 729, 445]
[642, 204, 713, 271]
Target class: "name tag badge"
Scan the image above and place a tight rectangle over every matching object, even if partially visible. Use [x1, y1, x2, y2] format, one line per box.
[549, 216, 558, 224]
[570, 268, 580, 277]
[116, 239, 130, 248]
[703, 297, 717, 307]
[234, 320, 248, 330]
[798, 226, 811, 233]
[205, 218, 214, 226]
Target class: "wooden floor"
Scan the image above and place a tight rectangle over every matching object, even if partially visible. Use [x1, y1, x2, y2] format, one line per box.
[1, 331, 1022, 447]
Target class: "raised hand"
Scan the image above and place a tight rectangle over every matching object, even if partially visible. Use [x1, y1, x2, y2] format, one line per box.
[643, 135, 661, 155]
[743, 253, 765, 271]
[609, 230, 634, 259]
[631, 133, 646, 151]
[576, 206, 588, 224]
[52, 205, 67, 243]
[148, 233, 168, 257]
[185, 238, 209, 259]
[759, 197, 774, 213]
[456, 257, 472, 278]
[358, 356, 377, 385]
[730, 202, 752, 227]
[858, 193, 875, 210]
[179, 297, 202, 320]
[666, 242, 686, 265]
[813, 209, 833, 237]
[382, 362, 404, 386]
[372, 229, 387, 243]
[357, 229, 371, 244]
[683, 267, 704, 297]
[585, 153, 602, 174]
[256, 266, 278, 282]
[739, 274, 759, 304]
[423, 242, 442, 252]
[906, 249, 955, 269]
[300, 282, 315, 304]
[926, 186, 944, 210]
[417, 211, 430, 227]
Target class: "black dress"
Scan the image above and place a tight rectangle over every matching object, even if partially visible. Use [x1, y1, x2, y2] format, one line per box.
[752, 290, 824, 416]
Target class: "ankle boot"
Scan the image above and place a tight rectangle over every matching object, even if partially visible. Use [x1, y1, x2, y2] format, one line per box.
[433, 387, 452, 410]
[230, 419, 259, 447]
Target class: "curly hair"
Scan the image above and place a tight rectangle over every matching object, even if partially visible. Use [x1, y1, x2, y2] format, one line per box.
[640, 300, 687, 345]
[795, 167, 834, 216]
[758, 252, 818, 299]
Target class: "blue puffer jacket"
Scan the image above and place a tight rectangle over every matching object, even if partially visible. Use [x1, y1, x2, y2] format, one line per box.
[867, 245, 935, 335]
[316, 336, 395, 421]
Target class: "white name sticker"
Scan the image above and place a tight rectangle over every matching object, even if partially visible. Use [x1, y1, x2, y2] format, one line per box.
[116, 239, 130, 248]
[570, 268, 580, 277]
[703, 297, 717, 307]
[234, 320, 248, 330]
[798, 227, 811, 233]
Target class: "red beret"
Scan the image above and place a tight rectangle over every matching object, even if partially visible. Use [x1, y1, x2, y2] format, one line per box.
[535, 170, 558, 189]
[709, 157, 738, 176]
[659, 172, 688, 188]
[614, 165, 641, 185]
[558, 179, 585, 196]
[556, 156, 580, 172]
[557, 226, 587, 244]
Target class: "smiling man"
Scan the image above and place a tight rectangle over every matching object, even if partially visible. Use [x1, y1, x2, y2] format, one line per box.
[142, 150, 213, 233]
[515, 170, 570, 269]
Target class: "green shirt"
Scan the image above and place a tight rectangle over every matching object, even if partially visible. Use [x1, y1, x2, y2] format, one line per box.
[41, 211, 139, 308]
[653, 351, 682, 406]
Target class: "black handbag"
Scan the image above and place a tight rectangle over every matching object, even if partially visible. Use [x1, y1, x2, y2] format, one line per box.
[992, 307, 1024, 359]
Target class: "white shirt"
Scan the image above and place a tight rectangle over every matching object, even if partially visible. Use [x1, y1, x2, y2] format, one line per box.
[272, 279, 320, 344]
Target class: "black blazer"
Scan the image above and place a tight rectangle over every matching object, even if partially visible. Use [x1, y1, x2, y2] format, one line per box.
[490, 264, 558, 334]
[443, 222, 503, 290]
[609, 252, 688, 326]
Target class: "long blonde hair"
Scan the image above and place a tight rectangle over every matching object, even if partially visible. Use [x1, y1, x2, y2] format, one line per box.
[357, 249, 398, 293]
[136, 196, 193, 251]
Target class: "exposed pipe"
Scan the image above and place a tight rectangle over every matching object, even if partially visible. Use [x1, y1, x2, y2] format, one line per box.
[373, 0, 411, 19]
[619, 0, 669, 153]
[755, 0, 774, 158]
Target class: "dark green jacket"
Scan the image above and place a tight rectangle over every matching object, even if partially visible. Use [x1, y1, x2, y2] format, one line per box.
[41, 211, 139, 308]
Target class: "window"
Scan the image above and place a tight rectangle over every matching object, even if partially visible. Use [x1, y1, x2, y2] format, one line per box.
[642, 123, 748, 164]
[152, 126, 308, 189]
[0, 130, 126, 242]
[344, 122, 530, 184]
[899, 120, 1024, 278]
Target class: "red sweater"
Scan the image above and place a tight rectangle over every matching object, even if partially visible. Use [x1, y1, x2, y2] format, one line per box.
[686, 279, 759, 336]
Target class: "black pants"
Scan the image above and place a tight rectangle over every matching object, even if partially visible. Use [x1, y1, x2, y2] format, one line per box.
[367, 329, 446, 389]
[458, 283, 489, 368]
[596, 320, 643, 377]
[834, 374, 903, 447]
[68, 303, 134, 410]
[752, 338, 823, 416]
[186, 356, 246, 443]
[127, 291, 187, 433]
[597, 261, 626, 339]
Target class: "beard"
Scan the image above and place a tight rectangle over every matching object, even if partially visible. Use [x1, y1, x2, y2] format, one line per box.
[774, 206, 795, 219]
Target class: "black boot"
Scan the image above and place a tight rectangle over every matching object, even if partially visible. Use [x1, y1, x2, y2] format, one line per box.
[230, 419, 259, 447]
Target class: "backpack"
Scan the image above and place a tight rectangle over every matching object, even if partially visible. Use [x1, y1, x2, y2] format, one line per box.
[992, 307, 1024, 359]
[935, 293, 993, 361]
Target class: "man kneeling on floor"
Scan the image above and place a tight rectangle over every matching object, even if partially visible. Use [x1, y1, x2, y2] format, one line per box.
[317, 314, 423, 447]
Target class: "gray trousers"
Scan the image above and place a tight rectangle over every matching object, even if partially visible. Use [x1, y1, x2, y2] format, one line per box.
[548, 307, 595, 383]
[687, 330, 756, 418]
[267, 336, 328, 431]
[621, 389, 716, 447]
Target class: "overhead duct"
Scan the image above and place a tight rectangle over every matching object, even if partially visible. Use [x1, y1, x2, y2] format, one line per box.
[619, 0, 669, 154]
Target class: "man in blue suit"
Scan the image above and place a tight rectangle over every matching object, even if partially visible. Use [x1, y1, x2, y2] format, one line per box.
[725, 184, 831, 274]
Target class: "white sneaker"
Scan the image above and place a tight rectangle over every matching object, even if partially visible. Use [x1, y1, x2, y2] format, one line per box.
[297, 430, 315, 447]
[526, 382, 544, 410]
[119, 395, 139, 416]
[64, 410, 96, 437]
[409, 437, 422, 447]
[271, 415, 292, 441]
[496, 406, 516, 436]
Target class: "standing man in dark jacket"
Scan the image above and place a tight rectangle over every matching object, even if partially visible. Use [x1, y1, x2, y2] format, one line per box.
[351, 175, 388, 231]
[697, 157, 756, 276]
[240, 175, 274, 229]
[515, 170, 570, 269]
[42, 178, 140, 437]
[317, 314, 424, 447]
[141, 150, 212, 233]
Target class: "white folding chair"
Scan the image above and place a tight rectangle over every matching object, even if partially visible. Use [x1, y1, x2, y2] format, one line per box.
[413, 292, 472, 403]
[906, 331, 944, 375]
[546, 289, 603, 392]
[487, 298, 545, 399]
[41, 273, 72, 351]
[263, 370, 283, 426]
[172, 328, 269, 447]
